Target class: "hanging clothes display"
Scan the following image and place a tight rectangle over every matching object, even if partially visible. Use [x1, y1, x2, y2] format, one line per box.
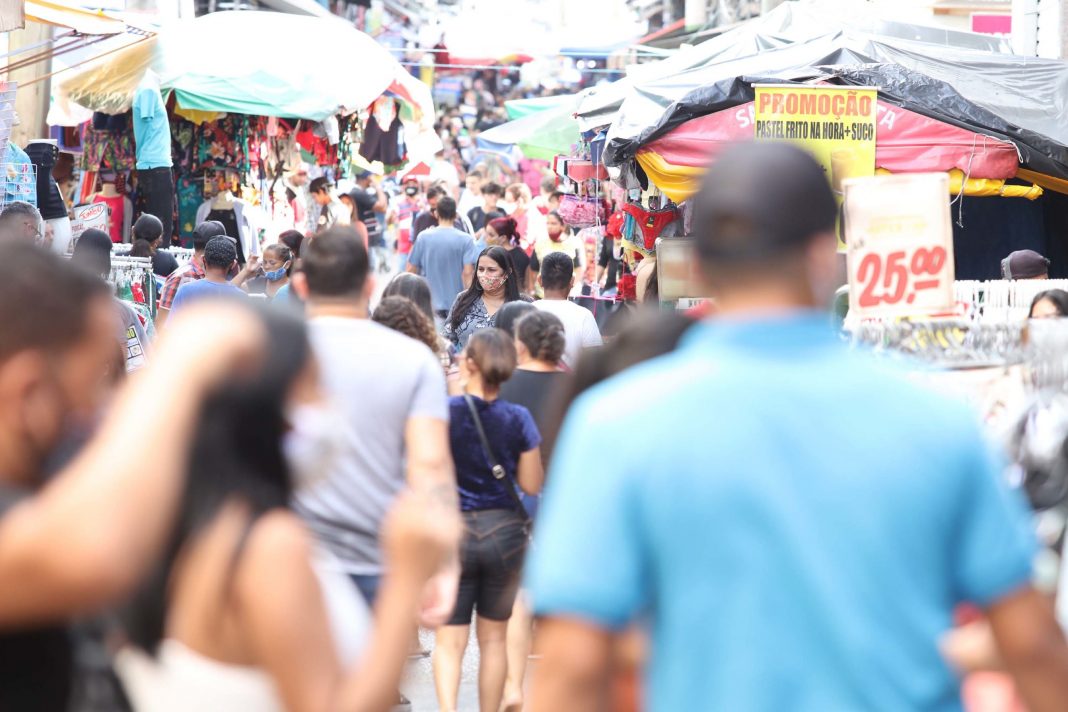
[91, 188, 130, 244]
[194, 196, 263, 264]
[24, 141, 67, 220]
[81, 125, 136, 173]
[358, 98, 406, 165]
[132, 71, 175, 246]
[3, 142, 36, 206]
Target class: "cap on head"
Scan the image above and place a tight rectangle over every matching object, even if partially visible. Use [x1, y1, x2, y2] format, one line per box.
[133, 214, 164, 242]
[1002, 249, 1050, 279]
[693, 142, 836, 263]
[192, 220, 227, 250]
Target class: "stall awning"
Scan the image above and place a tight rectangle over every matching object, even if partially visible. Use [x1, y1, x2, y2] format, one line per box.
[254, 0, 336, 19]
[635, 99, 1021, 202]
[57, 11, 408, 121]
[26, 0, 126, 35]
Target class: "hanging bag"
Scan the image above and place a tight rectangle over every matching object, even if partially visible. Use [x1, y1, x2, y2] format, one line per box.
[462, 394, 533, 539]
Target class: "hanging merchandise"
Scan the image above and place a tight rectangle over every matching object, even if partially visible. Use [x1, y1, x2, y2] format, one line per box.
[194, 187, 264, 265]
[621, 201, 680, 252]
[133, 71, 176, 246]
[25, 141, 67, 220]
[557, 194, 605, 229]
[359, 97, 406, 165]
[81, 124, 136, 173]
[2, 142, 36, 207]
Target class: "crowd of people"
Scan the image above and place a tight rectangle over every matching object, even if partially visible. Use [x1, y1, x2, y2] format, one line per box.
[1, 140, 1068, 712]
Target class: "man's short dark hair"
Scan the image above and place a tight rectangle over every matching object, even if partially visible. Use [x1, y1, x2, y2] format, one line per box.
[71, 228, 113, 278]
[133, 214, 164, 242]
[693, 142, 835, 265]
[0, 243, 109, 363]
[309, 177, 332, 195]
[436, 197, 457, 221]
[425, 185, 447, 202]
[203, 236, 237, 270]
[482, 182, 503, 197]
[302, 227, 369, 299]
[540, 251, 574, 292]
[192, 220, 227, 250]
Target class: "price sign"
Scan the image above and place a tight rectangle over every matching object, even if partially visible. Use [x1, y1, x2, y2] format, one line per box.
[844, 173, 955, 319]
[70, 203, 108, 243]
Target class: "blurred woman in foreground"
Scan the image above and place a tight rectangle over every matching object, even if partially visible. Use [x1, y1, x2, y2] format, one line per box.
[118, 306, 458, 712]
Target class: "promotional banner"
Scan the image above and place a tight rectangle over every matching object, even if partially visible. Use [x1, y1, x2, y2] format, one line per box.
[754, 85, 878, 249]
[843, 173, 956, 320]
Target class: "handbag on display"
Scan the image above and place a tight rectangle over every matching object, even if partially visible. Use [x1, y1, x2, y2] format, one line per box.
[557, 194, 605, 229]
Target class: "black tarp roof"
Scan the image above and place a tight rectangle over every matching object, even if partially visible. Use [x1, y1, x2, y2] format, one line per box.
[601, 1, 1068, 179]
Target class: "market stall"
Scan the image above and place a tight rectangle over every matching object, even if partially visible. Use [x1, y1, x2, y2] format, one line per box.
[50, 10, 439, 250]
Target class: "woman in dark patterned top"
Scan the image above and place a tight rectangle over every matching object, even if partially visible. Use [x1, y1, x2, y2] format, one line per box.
[443, 246, 521, 350]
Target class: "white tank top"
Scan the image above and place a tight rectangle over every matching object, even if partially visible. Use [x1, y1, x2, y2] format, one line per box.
[117, 549, 370, 712]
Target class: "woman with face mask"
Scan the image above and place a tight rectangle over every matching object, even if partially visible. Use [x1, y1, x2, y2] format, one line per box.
[233, 243, 292, 300]
[117, 306, 459, 712]
[529, 211, 584, 298]
[443, 246, 522, 351]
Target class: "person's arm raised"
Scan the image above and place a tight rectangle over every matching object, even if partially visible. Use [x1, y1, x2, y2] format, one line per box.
[0, 303, 265, 625]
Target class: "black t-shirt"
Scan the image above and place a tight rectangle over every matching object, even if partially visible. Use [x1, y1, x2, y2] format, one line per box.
[468, 206, 504, 234]
[0, 485, 73, 712]
[352, 188, 380, 238]
[152, 250, 180, 279]
[499, 370, 566, 464]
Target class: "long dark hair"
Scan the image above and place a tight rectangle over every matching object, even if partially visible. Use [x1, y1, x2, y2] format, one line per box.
[1030, 289, 1068, 318]
[124, 306, 311, 654]
[383, 272, 435, 323]
[448, 246, 520, 331]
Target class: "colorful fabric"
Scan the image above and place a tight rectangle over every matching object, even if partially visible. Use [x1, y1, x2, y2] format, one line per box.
[158, 258, 204, 311]
[81, 126, 135, 172]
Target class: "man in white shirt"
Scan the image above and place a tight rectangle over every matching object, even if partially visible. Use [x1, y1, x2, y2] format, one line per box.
[535, 251, 603, 368]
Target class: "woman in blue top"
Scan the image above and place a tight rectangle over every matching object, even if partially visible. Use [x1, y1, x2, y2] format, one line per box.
[433, 328, 543, 712]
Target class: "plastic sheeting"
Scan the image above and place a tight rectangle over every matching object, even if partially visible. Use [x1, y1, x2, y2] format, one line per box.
[599, 1, 1068, 180]
[56, 11, 410, 122]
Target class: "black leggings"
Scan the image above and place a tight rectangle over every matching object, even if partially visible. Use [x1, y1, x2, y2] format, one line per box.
[447, 508, 528, 625]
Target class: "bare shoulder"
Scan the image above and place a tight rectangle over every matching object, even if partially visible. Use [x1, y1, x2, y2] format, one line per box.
[233, 509, 315, 597]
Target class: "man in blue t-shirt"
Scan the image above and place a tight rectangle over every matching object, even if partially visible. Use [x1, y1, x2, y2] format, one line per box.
[526, 143, 1068, 712]
[407, 196, 480, 319]
[170, 236, 247, 314]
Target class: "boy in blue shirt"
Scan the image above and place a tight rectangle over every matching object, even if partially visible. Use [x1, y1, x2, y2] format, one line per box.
[170, 236, 246, 314]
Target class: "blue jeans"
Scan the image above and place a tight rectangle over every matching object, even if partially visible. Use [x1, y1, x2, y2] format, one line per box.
[350, 574, 381, 607]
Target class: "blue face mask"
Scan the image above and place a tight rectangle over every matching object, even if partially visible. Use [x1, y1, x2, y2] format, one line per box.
[264, 263, 289, 282]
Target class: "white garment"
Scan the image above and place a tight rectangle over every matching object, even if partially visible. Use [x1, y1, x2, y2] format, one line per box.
[194, 199, 265, 260]
[534, 298, 603, 369]
[116, 550, 370, 712]
[457, 190, 481, 220]
[429, 159, 460, 188]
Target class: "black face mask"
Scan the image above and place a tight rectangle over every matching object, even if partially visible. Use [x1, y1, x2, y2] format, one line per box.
[405, 187, 418, 197]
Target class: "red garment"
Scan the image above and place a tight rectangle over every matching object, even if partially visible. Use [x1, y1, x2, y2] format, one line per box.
[621, 203, 678, 251]
[606, 210, 625, 238]
[92, 193, 125, 243]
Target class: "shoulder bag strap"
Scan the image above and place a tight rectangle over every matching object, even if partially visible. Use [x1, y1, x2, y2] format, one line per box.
[463, 393, 530, 520]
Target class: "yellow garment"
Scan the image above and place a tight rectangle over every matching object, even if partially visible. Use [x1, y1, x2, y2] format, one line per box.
[634, 151, 705, 203]
[173, 104, 225, 125]
[876, 169, 1043, 200]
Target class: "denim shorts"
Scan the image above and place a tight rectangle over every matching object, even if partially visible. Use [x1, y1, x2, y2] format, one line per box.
[447, 508, 528, 625]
